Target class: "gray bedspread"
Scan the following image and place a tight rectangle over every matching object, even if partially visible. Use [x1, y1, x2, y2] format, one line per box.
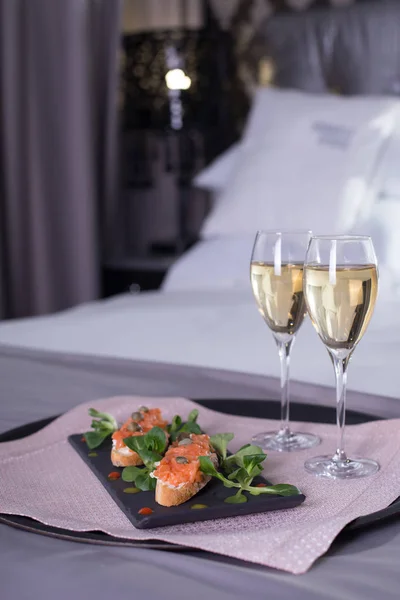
[1, 344, 399, 600]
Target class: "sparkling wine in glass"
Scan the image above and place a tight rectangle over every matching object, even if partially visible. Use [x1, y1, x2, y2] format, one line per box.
[250, 231, 321, 452]
[303, 235, 379, 479]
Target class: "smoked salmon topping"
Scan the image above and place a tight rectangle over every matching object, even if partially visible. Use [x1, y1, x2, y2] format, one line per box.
[153, 434, 213, 487]
[112, 408, 168, 450]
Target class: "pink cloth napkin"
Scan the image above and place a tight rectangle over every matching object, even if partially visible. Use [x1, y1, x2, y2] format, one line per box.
[1, 395, 400, 574]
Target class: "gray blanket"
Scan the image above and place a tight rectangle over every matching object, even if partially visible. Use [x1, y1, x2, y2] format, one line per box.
[1, 345, 399, 600]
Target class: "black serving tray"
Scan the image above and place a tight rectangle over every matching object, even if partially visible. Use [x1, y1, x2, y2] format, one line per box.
[68, 434, 305, 530]
[0, 399, 398, 546]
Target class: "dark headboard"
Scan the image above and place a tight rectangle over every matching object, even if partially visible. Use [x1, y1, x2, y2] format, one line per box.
[250, 0, 400, 96]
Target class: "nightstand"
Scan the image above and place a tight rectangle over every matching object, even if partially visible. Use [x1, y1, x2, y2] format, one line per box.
[102, 255, 178, 298]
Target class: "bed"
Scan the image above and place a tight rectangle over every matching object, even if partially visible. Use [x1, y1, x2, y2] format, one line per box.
[1, 123, 400, 400]
[0, 268, 400, 400]
[3, 2, 400, 599]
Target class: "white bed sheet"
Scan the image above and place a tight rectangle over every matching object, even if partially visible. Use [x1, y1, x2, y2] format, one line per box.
[0, 288, 397, 399]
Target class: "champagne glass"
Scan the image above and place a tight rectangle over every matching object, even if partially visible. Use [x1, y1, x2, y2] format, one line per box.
[303, 235, 379, 479]
[250, 231, 321, 452]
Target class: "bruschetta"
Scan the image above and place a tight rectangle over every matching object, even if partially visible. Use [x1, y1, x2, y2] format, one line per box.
[153, 433, 218, 506]
[111, 406, 168, 467]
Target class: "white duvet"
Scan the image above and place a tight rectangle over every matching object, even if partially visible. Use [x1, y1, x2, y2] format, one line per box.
[0, 286, 397, 399]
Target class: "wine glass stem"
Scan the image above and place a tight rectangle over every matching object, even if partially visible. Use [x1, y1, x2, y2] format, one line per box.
[331, 352, 350, 462]
[276, 338, 294, 436]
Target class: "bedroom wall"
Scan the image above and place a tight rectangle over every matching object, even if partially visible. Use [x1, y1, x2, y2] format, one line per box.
[122, 0, 203, 33]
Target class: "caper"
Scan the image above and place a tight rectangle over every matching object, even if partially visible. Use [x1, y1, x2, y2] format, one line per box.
[127, 421, 142, 432]
[178, 438, 192, 446]
[131, 411, 144, 421]
[138, 405, 149, 413]
[176, 432, 191, 442]
[175, 456, 189, 464]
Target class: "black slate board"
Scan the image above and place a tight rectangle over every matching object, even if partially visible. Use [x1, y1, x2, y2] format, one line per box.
[68, 434, 305, 529]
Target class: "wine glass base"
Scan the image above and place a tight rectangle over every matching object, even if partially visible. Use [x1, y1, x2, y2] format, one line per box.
[304, 455, 380, 479]
[252, 430, 321, 452]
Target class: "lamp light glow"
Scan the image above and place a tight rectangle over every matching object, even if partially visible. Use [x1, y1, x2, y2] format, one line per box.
[165, 68, 191, 90]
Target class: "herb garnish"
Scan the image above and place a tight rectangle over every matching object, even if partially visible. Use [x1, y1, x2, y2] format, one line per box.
[167, 409, 202, 441]
[84, 408, 118, 449]
[121, 426, 168, 491]
[199, 434, 300, 503]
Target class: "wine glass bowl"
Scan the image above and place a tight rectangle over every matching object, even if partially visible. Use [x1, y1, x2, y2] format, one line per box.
[250, 231, 321, 452]
[250, 261, 306, 337]
[303, 235, 379, 479]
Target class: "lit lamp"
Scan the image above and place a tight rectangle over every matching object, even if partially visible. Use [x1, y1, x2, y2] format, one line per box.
[162, 41, 194, 251]
[165, 67, 191, 130]
[164, 45, 192, 130]
[165, 68, 191, 90]
[120, 1, 209, 253]
[122, 0, 200, 130]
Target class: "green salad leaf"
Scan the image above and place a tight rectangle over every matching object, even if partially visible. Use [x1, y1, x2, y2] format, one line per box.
[168, 409, 202, 441]
[198, 456, 237, 488]
[200, 435, 301, 503]
[121, 466, 143, 482]
[88, 408, 118, 429]
[224, 444, 263, 467]
[176, 421, 202, 437]
[210, 433, 234, 461]
[121, 426, 168, 491]
[123, 426, 168, 464]
[188, 409, 199, 423]
[168, 415, 182, 439]
[135, 471, 157, 491]
[144, 425, 167, 453]
[83, 408, 118, 449]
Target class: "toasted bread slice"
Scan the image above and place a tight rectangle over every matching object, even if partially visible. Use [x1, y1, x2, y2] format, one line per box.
[155, 454, 218, 507]
[111, 407, 168, 468]
[153, 434, 218, 507]
[111, 447, 143, 467]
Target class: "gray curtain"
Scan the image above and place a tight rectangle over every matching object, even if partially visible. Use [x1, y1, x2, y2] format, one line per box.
[0, 0, 122, 320]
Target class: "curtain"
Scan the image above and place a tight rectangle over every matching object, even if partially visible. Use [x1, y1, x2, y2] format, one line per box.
[0, 0, 122, 320]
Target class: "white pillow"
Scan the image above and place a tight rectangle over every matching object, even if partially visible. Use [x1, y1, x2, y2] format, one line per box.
[193, 143, 240, 194]
[371, 121, 400, 201]
[201, 88, 398, 239]
[162, 236, 255, 292]
[350, 113, 400, 288]
[162, 229, 398, 300]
